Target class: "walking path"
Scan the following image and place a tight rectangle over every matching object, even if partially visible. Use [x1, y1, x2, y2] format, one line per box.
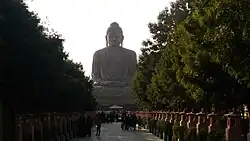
[71, 122, 162, 141]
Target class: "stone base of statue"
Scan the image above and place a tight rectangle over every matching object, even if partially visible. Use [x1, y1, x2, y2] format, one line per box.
[92, 85, 136, 109]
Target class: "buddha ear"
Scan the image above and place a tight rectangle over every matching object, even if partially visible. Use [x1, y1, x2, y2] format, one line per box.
[120, 36, 124, 47]
[121, 35, 124, 42]
[105, 35, 108, 46]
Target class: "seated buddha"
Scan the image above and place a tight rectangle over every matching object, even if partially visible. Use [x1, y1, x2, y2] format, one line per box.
[91, 22, 137, 99]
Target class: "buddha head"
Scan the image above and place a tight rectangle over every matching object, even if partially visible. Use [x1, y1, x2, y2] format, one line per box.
[106, 22, 124, 47]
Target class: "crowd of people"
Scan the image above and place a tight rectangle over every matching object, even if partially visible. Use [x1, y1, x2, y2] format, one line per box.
[121, 111, 138, 130]
[75, 111, 140, 138]
[96, 111, 119, 123]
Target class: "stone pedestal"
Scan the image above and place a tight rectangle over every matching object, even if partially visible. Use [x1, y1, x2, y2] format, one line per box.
[93, 85, 135, 109]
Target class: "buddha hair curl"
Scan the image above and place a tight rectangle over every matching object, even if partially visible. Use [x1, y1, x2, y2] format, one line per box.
[106, 22, 123, 47]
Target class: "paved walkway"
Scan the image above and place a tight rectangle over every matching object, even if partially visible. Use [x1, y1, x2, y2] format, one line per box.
[71, 122, 162, 141]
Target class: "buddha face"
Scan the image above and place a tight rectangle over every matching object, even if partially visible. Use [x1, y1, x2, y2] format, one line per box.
[106, 30, 123, 47]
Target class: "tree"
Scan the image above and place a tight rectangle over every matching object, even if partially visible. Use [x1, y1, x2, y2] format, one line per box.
[133, 0, 190, 110]
[132, 6, 173, 110]
[0, 1, 96, 140]
[0, 0, 96, 113]
[164, 0, 250, 110]
[148, 0, 191, 110]
[172, 0, 250, 110]
[134, 0, 250, 111]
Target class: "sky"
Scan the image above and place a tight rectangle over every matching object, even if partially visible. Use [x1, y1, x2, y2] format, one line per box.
[25, 0, 174, 77]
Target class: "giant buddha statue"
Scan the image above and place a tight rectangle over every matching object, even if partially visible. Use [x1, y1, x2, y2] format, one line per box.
[91, 22, 137, 106]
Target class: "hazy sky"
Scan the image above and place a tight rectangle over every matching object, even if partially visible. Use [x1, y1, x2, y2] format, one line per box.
[25, 0, 174, 76]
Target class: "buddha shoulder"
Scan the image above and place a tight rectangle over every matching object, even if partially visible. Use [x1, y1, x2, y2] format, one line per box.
[123, 48, 137, 58]
[125, 48, 136, 55]
[93, 47, 107, 57]
[94, 47, 136, 56]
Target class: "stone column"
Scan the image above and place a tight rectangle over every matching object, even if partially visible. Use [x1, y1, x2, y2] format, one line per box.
[187, 112, 197, 141]
[169, 112, 174, 124]
[225, 113, 241, 141]
[196, 112, 207, 135]
[247, 116, 250, 141]
[180, 112, 187, 126]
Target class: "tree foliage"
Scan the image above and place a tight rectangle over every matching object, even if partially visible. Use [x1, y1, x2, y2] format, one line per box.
[133, 0, 250, 111]
[0, 1, 96, 113]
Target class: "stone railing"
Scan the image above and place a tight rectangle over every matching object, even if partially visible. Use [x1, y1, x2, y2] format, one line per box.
[15, 113, 82, 141]
[136, 111, 249, 141]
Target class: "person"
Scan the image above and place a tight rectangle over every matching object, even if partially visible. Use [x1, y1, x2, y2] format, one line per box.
[115, 113, 119, 122]
[100, 111, 105, 123]
[109, 112, 114, 124]
[137, 116, 142, 130]
[131, 114, 137, 130]
[95, 115, 102, 136]
[86, 116, 93, 137]
[121, 112, 126, 130]
[106, 113, 110, 124]
[125, 113, 130, 130]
